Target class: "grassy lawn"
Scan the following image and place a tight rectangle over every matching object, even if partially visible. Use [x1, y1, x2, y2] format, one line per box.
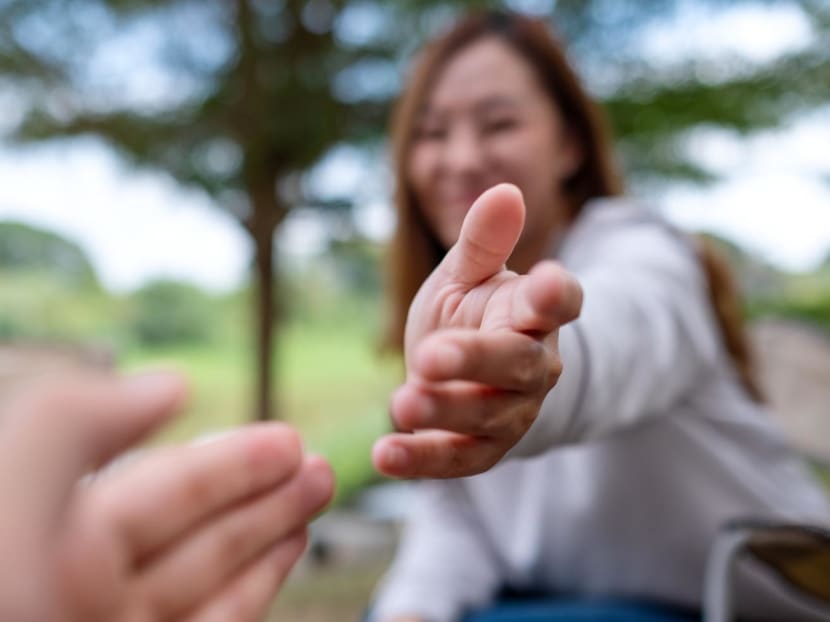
[268, 557, 391, 622]
[122, 315, 401, 504]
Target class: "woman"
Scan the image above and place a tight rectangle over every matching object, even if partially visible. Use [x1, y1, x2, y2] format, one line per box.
[368, 10, 830, 622]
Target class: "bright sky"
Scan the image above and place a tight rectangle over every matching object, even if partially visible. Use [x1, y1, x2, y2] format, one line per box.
[0, 2, 827, 293]
[0, 141, 250, 292]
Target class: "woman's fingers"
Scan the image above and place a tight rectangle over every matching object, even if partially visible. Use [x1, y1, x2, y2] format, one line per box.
[442, 184, 525, 287]
[184, 529, 308, 622]
[99, 423, 305, 562]
[411, 329, 561, 393]
[137, 456, 333, 620]
[390, 381, 536, 438]
[372, 430, 505, 479]
[509, 260, 582, 334]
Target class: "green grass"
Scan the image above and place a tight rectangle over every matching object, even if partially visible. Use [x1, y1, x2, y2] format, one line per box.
[0, 267, 398, 505]
[122, 317, 401, 505]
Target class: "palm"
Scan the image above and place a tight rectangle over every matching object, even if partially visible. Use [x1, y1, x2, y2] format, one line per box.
[374, 184, 582, 479]
[404, 188, 527, 361]
[408, 270, 525, 353]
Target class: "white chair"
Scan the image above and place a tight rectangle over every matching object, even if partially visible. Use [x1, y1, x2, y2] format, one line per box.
[703, 320, 830, 621]
[703, 519, 830, 621]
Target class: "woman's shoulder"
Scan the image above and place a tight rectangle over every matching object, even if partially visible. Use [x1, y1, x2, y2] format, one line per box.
[560, 196, 696, 268]
[573, 196, 675, 237]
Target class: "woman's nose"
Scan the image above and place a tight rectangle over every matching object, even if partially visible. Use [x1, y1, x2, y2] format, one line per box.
[441, 125, 484, 174]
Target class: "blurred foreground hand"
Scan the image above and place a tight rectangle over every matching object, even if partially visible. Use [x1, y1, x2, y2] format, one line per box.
[0, 372, 334, 622]
[373, 184, 582, 479]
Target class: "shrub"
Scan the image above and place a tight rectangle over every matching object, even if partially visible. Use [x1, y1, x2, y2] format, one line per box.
[129, 280, 215, 346]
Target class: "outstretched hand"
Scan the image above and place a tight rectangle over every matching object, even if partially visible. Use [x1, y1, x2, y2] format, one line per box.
[0, 372, 334, 622]
[373, 184, 582, 479]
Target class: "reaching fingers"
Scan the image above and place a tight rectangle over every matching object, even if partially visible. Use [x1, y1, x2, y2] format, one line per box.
[411, 329, 561, 393]
[0, 371, 186, 528]
[390, 381, 535, 439]
[98, 423, 304, 562]
[183, 529, 308, 622]
[442, 184, 525, 287]
[509, 261, 583, 334]
[372, 430, 504, 479]
[137, 456, 333, 621]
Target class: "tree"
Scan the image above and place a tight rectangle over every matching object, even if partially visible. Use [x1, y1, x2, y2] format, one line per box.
[0, 0, 392, 420]
[390, 0, 830, 184]
[1, 0, 827, 419]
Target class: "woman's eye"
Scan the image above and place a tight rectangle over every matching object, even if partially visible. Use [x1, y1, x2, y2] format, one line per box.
[414, 125, 447, 141]
[482, 118, 518, 134]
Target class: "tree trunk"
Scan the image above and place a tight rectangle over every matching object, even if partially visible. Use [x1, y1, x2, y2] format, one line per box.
[252, 225, 277, 421]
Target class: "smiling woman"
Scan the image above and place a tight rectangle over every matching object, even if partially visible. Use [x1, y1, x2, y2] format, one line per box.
[368, 10, 830, 622]
[406, 37, 583, 265]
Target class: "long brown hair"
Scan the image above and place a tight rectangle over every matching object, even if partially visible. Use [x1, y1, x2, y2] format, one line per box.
[384, 10, 763, 402]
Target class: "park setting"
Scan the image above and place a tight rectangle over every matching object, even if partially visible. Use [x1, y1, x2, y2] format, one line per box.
[1, 1, 830, 621]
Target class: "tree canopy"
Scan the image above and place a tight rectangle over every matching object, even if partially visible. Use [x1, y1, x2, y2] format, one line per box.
[1, 0, 827, 418]
[0, 220, 98, 288]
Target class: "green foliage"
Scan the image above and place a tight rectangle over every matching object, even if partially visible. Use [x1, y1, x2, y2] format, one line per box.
[127, 294, 399, 506]
[748, 293, 830, 335]
[745, 255, 830, 334]
[0, 269, 122, 342]
[278, 238, 384, 325]
[326, 238, 384, 295]
[0, 221, 99, 289]
[4, 0, 828, 195]
[4, 0, 828, 419]
[0, 260, 390, 501]
[128, 280, 215, 347]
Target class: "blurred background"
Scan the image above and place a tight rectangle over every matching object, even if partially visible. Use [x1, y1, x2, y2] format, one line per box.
[0, 0, 829, 619]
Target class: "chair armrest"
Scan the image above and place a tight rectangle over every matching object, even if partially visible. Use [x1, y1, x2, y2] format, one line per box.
[703, 519, 830, 622]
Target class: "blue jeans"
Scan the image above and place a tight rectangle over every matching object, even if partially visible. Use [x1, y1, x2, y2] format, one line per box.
[461, 598, 699, 622]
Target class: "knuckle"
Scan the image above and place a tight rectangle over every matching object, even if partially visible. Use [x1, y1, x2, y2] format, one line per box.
[546, 356, 564, 389]
[459, 338, 482, 377]
[447, 445, 470, 477]
[213, 524, 249, 569]
[179, 469, 216, 509]
[475, 397, 497, 435]
[510, 341, 545, 389]
[479, 413, 503, 438]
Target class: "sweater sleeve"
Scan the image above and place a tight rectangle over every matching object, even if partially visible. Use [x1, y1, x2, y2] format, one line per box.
[509, 221, 722, 457]
[368, 479, 502, 622]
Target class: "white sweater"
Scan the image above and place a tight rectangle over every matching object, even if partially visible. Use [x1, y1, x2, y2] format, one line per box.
[370, 199, 830, 622]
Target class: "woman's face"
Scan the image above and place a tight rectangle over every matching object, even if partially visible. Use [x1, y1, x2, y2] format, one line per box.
[407, 36, 582, 253]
